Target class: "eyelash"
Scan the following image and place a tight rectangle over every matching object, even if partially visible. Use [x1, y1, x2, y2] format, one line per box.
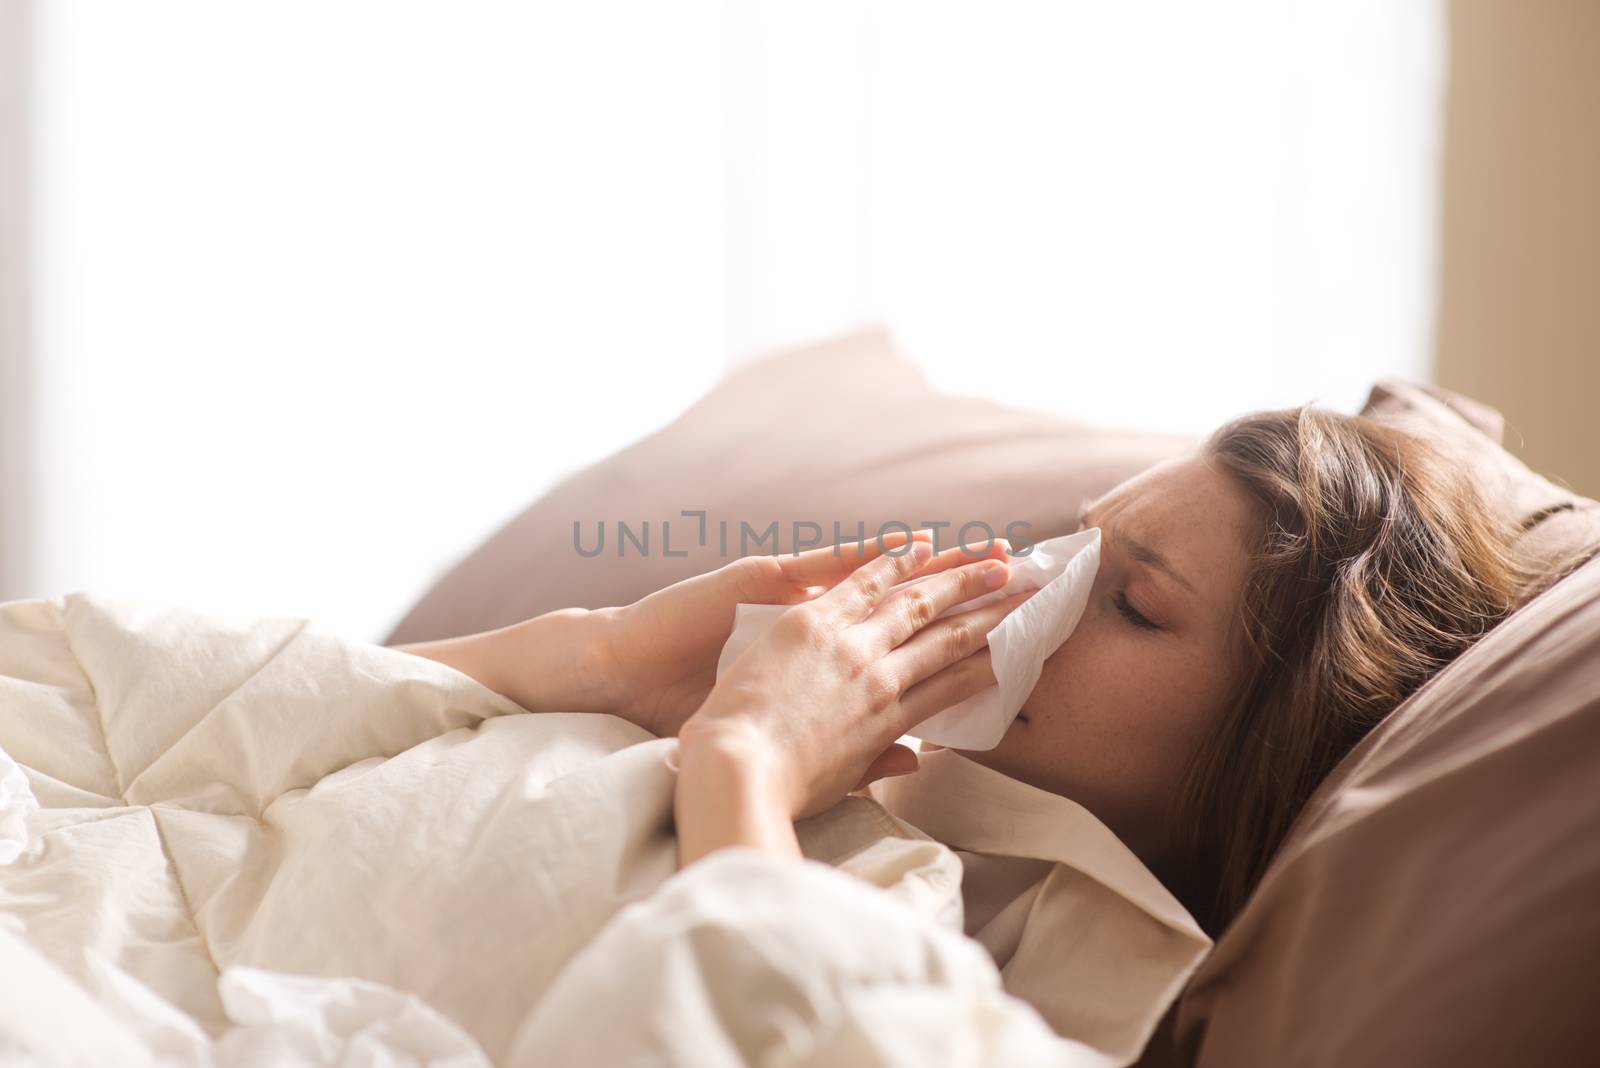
[1080, 504, 1161, 632]
[1114, 591, 1161, 631]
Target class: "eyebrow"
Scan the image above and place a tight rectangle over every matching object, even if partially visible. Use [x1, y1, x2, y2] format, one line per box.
[1077, 497, 1199, 597]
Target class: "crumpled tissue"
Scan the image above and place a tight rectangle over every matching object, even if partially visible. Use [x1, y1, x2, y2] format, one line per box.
[714, 527, 1102, 750]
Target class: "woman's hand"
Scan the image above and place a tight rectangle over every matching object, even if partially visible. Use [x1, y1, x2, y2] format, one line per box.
[593, 530, 1011, 739]
[672, 539, 1036, 868]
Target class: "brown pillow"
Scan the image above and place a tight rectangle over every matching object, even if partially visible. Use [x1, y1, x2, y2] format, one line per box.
[1359, 377, 1600, 578]
[1154, 382, 1600, 1067]
[1166, 550, 1600, 1067]
[384, 325, 1195, 644]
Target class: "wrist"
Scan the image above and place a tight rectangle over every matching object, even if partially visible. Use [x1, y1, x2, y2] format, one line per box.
[571, 604, 625, 710]
[674, 721, 802, 869]
[499, 606, 618, 714]
[679, 719, 791, 799]
[395, 606, 618, 716]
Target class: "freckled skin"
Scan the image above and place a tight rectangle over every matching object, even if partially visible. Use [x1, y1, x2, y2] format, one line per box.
[945, 450, 1261, 875]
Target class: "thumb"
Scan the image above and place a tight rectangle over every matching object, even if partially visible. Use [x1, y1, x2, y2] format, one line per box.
[851, 743, 921, 792]
[729, 557, 823, 607]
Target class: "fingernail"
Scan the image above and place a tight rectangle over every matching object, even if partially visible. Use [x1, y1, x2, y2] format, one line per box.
[981, 561, 1007, 588]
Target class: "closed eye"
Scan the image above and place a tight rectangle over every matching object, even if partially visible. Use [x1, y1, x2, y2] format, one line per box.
[1115, 591, 1161, 631]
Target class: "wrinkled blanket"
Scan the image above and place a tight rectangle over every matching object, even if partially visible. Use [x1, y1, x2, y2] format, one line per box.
[0, 593, 1203, 1066]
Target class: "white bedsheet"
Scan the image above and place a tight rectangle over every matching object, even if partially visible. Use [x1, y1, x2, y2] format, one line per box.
[0, 593, 1209, 1066]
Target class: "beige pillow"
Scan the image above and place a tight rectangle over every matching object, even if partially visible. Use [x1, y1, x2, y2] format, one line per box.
[384, 325, 1194, 643]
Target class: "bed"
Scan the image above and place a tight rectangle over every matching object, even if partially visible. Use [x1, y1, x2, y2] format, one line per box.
[388, 327, 1600, 1066]
[5, 326, 1598, 1065]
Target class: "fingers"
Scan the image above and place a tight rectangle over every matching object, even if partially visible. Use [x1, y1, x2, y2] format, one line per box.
[773, 528, 934, 591]
[813, 536, 936, 624]
[897, 648, 998, 732]
[730, 529, 933, 609]
[879, 588, 1035, 693]
[883, 536, 1012, 592]
[849, 742, 921, 792]
[859, 549, 1012, 655]
[775, 526, 1005, 590]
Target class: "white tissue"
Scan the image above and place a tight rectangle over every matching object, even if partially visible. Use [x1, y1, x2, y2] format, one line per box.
[715, 528, 1102, 751]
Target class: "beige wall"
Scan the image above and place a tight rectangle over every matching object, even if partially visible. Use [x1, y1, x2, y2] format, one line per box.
[1435, 0, 1600, 498]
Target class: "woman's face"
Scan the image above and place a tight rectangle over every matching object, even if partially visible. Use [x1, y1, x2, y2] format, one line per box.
[945, 449, 1261, 871]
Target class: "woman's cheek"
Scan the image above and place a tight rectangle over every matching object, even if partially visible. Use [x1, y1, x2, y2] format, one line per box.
[1024, 627, 1111, 736]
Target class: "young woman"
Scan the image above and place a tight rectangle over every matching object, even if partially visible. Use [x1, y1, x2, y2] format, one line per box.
[398, 404, 1542, 939]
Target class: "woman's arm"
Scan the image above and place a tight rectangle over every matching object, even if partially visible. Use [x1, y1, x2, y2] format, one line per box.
[425, 532, 1013, 740]
[389, 606, 621, 716]
[672, 720, 926, 871]
[392, 530, 1016, 756]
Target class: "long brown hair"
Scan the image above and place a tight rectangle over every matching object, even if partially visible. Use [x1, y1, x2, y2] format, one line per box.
[1168, 405, 1559, 938]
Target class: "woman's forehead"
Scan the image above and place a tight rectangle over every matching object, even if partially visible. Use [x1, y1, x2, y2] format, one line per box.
[1097, 455, 1250, 531]
[1094, 457, 1258, 602]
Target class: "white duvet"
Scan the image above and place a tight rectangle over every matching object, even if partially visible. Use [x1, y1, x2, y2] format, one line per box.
[0, 593, 1211, 1067]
